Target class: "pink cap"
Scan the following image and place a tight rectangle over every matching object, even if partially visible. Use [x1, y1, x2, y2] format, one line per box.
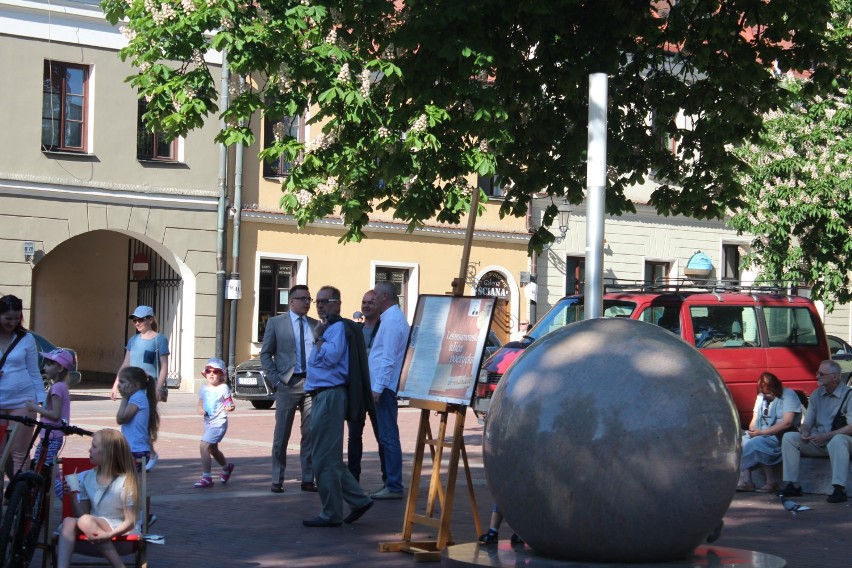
[40, 348, 76, 371]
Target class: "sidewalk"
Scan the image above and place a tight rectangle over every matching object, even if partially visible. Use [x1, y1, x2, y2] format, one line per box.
[40, 390, 852, 566]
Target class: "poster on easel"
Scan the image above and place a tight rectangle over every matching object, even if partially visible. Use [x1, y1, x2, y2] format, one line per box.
[397, 295, 496, 405]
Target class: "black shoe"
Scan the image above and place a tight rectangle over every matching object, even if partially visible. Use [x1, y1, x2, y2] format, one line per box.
[301, 481, 318, 492]
[779, 482, 802, 497]
[478, 529, 498, 544]
[302, 516, 342, 527]
[270, 483, 284, 494]
[344, 500, 374, 524]
[510, 533, 525, 545]
[827, 485, 847, 503]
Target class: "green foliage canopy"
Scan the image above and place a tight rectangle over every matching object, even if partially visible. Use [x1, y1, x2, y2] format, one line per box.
[102, 0, 848, 251]
[729, 2, 852, 309]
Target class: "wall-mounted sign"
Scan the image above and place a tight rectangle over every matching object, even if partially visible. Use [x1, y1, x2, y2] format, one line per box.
[476, 271, 509, 298]
[132, 253, 150, 280]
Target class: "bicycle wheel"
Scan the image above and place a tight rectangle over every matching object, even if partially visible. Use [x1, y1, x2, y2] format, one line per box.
[18, 473, 50, 568]
[0, 480, 32, 568]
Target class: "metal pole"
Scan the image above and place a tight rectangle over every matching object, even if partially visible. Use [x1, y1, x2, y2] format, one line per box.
[227, 76, 245, 378]
[215, 50, 231, 358]
[584, 73, 608, 319]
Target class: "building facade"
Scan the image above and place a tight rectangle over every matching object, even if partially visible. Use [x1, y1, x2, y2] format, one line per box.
[0, 0, 223, 389]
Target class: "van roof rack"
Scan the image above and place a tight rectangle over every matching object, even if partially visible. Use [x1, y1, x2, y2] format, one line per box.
[602, 278, 810, 295]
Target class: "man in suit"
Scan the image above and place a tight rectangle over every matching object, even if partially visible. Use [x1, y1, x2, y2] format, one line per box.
[261, 284, 318, 493]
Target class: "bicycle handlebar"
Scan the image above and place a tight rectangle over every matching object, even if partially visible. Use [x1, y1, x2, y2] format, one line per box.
[0, 413, 94, 437]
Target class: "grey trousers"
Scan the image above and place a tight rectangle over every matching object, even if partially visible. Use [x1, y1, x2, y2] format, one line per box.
[311, 387, 372, 523]
[782, 431, 852, 487]
[271, 379, 313, 484]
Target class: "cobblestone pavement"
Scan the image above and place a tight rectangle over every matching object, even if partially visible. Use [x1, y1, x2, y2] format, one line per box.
[26, 389, 852, 567]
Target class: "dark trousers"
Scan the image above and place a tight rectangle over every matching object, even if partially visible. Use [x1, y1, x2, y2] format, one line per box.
[346, 409, 386, 483]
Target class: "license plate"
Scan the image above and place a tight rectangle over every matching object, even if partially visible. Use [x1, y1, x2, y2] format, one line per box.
[237, 376, 258, 386]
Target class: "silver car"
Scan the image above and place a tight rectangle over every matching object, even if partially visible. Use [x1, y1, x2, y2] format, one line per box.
[828, 335, 852, 385]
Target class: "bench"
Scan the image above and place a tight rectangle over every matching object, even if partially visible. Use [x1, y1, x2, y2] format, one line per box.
[751, 457, 852, 495]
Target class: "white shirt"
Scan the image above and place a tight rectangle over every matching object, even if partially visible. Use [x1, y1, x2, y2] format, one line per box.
[368, 304, 409, 394]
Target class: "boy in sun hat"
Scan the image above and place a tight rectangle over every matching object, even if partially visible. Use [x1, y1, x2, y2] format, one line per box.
[194, 357, 236, 488]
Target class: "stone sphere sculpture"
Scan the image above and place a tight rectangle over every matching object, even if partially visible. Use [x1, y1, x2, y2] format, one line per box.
[483, 317, 740, 563]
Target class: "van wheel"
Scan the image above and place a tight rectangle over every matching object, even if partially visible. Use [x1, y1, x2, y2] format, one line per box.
[251, 401, 274, 410]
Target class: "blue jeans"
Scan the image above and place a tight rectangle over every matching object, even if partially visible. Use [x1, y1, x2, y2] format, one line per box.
[375, 388, 403, 493]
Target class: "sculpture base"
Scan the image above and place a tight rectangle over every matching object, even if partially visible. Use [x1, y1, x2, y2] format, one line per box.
[441, 543, 785, 568]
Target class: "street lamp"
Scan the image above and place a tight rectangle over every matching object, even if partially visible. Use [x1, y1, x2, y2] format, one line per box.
[555, 198, 571, 243]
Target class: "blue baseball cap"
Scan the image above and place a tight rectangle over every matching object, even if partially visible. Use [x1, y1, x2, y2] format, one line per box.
[129, 306, 155, 319]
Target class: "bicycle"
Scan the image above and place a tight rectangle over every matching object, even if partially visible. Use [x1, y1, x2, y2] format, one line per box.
[0, 413, 92, 568]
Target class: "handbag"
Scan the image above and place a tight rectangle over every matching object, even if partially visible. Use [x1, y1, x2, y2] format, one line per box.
[0, 331, 26, 372]
[831, 389, 851, 432]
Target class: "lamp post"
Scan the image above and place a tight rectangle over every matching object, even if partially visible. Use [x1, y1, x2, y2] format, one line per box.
[555, 198, 572, 243]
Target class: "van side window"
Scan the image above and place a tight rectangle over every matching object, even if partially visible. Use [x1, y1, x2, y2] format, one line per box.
[690, 306, 760, 348]
[764, 307, 820, 347]
[639, 306, 680, 334]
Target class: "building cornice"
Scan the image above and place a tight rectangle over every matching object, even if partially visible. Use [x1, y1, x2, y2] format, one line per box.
[241, 210, 531, 243]
[1, 174, 219, 210]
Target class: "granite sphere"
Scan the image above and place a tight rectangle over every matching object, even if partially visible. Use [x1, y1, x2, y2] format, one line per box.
[483, 317, 740, 563]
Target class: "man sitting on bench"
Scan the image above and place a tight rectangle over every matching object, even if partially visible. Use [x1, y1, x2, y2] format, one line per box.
[780, 360, 852, 503]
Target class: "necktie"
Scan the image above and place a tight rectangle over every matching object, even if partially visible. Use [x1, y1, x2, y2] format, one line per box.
[299, 317, 306, 373]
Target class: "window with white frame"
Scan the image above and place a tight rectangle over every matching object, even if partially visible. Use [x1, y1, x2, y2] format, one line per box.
[42, 61, 89, 152]
[644, 261, 670, 286]
[375, 266, 409, 316]
[477, 174, 505, 197]
[137, 99, 179, 161]
[257, 259, 297, 341]
[263, 114, 305, 177]
[722, 245, 740, 281]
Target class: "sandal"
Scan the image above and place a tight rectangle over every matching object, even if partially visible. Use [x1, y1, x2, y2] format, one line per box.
[478, 530, 498, 544]
[194, 476, 214, 488]
[736, 482, 755, 492]
[220, 463, 235, 484]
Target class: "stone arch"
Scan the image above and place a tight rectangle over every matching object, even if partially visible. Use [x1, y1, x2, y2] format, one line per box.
[30, 229, 196, 389]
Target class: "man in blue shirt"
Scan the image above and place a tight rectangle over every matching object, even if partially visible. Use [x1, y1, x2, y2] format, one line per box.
[302, 286, 374, 527]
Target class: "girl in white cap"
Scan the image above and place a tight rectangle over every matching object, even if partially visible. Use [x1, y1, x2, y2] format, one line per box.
[194, 357, 236, 488]
[26, 348, 77, 465]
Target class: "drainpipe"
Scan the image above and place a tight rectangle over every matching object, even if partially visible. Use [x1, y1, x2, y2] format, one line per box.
[227, 75, 246, 377]
[215, 50, 231, 358]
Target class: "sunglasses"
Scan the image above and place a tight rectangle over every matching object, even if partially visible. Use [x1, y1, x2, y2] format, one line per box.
[315, 299, 340, 306]
[131, 316, 152, 323]
[203, 367, 224, 374]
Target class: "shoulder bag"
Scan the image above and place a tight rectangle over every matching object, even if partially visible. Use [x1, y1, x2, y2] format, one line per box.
[831, 389, 851, 432]
[0, 331, 26, 372]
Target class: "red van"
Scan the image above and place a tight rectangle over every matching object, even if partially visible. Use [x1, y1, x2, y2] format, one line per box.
[473, 284, 828, 426]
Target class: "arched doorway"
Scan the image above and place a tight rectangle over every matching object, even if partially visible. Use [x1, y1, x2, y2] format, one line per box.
[30, 230, 194, 388]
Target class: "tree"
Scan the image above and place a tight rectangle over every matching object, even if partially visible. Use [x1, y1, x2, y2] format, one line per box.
[102, 0, 848, 250]
[729, 1, 852, 309]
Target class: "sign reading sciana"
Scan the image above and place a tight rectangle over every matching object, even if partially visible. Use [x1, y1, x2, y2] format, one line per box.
[476, 271, 509, 298]
[397, 295, 496, 406]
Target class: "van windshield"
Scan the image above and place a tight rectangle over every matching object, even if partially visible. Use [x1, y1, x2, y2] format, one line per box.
[526, 297, 637, 341]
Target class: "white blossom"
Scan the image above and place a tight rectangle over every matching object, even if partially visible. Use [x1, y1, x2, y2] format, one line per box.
[408, 114, 428, 134]
[295, 190, 313, 207]
[316, 176, 339, 195]
[337, 63, 351, 83]
[359, 68, 371, 98]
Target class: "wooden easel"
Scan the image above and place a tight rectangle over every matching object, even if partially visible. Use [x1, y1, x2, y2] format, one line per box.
[379, 398, 482, 562]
